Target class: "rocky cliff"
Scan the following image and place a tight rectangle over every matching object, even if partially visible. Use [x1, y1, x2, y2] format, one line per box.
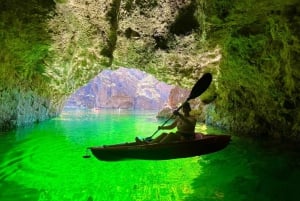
[64, 67, 173, 110]
[1, 0, 299, 141]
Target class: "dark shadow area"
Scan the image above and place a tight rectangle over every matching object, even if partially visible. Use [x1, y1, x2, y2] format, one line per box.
[169, 2, 199, 35]
[184, 136, 300, 201]
[0, 181, 40, 201]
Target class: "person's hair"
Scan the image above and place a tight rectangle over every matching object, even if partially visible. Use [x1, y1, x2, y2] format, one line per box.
[182, 102, 191, 111]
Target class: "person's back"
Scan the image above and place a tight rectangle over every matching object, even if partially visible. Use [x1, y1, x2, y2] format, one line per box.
[174, 103, 196, 140]
[176, 114, 196, 137]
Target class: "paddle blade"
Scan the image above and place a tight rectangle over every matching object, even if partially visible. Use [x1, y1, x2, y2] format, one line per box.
[188, 73, 212, 100]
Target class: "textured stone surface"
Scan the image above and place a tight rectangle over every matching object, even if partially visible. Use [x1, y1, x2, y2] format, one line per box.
[64, 67, 173, 110]
[156, 86, 202, 119]
[1, 0, 220, 130]
[2, 0, 298, 140]
[0, 88, 59, 130]
[45, 0, 221, 105]
[64, 67, 201, 116]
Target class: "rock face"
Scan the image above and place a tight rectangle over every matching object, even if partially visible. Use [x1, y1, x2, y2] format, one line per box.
[1, 0, 218, 131]
[0, 88, 59, 131]
[167, 86, 190, 108]
[156, 86, 202, 118]
[1, 0, 299, 140]
[64, 67, 173, 110]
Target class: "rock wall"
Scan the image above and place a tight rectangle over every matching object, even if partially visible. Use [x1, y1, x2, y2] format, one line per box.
[0, 88, 59, 131]
[1, 0, 299, 140]
[64, 67, 173, 110]
[203, 0, 300, 140]
[1, 0, 220, 131]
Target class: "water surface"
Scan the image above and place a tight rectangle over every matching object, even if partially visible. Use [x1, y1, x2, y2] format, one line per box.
[0, 109, 299, 201]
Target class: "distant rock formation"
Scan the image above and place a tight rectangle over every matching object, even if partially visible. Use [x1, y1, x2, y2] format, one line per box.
[156, 86, 202, 118]
[64, 67, 173, 110]
[156, 86, 189, 117]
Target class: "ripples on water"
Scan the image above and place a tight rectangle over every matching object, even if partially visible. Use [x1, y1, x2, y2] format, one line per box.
[0, 109, 299, 201]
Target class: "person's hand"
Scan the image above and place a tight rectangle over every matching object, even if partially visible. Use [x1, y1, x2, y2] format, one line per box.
[173, 110, 180, 116]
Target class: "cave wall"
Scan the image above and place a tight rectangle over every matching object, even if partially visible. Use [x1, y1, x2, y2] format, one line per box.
[203, 0, 300, 140]
[0, 0, 59, 130]
[1, 0, 219, 130]
[1, 0, 299, 141]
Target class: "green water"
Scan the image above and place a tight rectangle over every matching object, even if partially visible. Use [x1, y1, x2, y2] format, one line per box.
[0, 109, 299, 201]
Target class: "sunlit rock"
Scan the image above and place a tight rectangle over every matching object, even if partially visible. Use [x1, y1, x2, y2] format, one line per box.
[64, 67, 173, 110]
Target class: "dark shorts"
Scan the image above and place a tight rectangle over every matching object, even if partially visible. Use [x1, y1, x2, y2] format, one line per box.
[177, 132, 195, 140]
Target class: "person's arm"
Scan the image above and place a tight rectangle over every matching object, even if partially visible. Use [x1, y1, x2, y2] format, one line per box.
[173, 111, 194, 125]
[158, 119, 178, 130]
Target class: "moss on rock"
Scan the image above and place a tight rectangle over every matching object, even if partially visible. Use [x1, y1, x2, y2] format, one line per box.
[204, 0, 300, 140]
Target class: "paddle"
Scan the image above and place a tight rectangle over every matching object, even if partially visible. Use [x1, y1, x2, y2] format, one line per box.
[144, 73, 213, 141]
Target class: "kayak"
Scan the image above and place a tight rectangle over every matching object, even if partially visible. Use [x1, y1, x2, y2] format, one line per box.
[89, 133, 231, 161]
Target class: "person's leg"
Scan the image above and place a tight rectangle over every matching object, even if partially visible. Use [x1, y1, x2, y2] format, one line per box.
[160, 133, 181, 143]
[151, 133, 168, 143]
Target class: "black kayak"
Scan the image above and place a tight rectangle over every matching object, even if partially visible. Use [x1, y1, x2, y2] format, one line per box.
[88, 133, 231, 161]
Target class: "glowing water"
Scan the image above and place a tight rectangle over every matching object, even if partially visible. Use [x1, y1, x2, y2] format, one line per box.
[0, 109, 299, 201]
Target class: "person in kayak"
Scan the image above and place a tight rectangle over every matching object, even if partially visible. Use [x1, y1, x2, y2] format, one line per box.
[150, 102, 197, 143]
